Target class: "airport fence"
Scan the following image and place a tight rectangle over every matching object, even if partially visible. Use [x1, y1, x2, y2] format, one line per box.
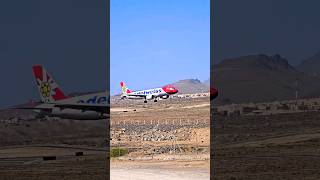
[110, 118, 210, 127]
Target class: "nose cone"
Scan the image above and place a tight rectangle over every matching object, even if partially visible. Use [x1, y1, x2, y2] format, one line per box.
[162, 85, 178, 94]
[210, 87, 218, 100]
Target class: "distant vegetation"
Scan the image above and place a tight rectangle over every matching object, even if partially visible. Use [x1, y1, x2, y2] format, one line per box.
[110, 147, 128, 157]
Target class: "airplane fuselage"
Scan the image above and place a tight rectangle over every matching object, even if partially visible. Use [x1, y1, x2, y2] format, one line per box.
[121, 87, 172, 101]
[120, 82, 178, 103]
[127, 88, 168, 99]
[34, 105, 106, 120]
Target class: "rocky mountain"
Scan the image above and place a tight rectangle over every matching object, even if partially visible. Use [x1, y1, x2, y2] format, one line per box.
[213, 54, 320, 103]
[170, 79, 209, 94]
[297, 51, 320, 76]
[203, 79, 210, 86]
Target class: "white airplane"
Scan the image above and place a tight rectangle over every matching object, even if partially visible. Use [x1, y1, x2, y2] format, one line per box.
[15, 65, 109, 120]
[120, 82, 178, 103]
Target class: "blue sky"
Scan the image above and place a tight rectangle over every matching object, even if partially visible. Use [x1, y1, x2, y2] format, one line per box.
[214, 0, 320, 65]
[0, 1, 107, 108]
[110, 0, 210, 95]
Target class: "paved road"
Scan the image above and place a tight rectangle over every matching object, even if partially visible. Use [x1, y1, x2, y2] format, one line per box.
[111, 167, 209, 180]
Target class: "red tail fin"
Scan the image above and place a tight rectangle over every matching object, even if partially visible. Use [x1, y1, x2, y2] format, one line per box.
[33, 65, 68, 102]
[120, 81, 132, 94]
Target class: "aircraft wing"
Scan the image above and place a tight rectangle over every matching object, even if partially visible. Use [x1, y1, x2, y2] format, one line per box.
[12, 107, 52, 110]
[13, 103, 109, 114]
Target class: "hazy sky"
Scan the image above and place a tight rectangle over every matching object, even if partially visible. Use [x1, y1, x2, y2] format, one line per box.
[214, 0, 320, 65]
[0, 0, 107, 108]
[110, 0, 210, 95]
[3, 1, 319, 106]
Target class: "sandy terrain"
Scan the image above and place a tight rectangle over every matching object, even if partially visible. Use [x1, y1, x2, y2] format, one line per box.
[3, 95, 320, 179]
[212, 111, 320, 179]
[0, 116, 109, 179]
[0, 146, 108, 180]
[110, 97, 210, 179]
[0, 97, 210, 179]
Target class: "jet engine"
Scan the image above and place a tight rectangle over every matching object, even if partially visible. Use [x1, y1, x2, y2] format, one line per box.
[161, 95, 169, 99]
[51, 108, 104, 120]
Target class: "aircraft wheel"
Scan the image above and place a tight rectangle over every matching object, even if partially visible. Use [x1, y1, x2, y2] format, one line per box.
[144, 100, 147, 103]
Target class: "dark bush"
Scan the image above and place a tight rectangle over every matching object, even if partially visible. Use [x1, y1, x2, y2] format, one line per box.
[110, 147, 128, 157]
